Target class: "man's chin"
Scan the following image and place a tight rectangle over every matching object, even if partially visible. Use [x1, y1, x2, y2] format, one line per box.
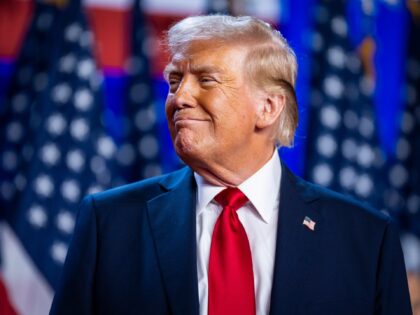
[174, 140, 206, 165]
[174, 143, 200, 160]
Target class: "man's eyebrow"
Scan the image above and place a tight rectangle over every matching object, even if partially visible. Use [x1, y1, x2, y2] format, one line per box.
[163, 64, 224, 78]
[163, 64, 181, 80]
[189, 65, 223, 74]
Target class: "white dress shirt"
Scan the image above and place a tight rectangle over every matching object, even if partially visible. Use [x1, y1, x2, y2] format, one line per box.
[194, 150, 281, 315]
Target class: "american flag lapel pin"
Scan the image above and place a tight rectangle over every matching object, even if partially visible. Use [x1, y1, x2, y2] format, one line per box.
[302, 216, 316, 231]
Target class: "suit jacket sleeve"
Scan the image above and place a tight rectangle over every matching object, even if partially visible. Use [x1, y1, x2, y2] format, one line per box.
[375, 219, 412, 315]
[49, 196, 97, 315]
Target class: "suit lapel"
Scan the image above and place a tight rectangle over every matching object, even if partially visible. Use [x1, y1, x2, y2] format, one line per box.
[146, 163, 324, 314]
[146, 167, 199, 315]
[269, 163, 324, 315]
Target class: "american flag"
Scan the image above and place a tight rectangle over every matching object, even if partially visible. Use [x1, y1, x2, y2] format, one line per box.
[0, 1, 159, 314]
[305, 0, 386, 210]
[304, 0, 420, 270]
[302, 216, 316, 231]
[122, 0, 162, 179]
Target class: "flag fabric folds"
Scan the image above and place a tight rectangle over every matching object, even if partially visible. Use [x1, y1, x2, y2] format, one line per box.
[0, 1, 160, 314]
[305, 0, 386, 210]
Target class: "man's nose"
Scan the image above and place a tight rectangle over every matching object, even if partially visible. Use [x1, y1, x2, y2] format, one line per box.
[172, 77, 197, 108]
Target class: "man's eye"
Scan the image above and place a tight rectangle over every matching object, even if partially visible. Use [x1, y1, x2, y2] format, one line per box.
[169, 79, 180, 86]
[200, 77, 216, 84]
[168, 79, 181, 92]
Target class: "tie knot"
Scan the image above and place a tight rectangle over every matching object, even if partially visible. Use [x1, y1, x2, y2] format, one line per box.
[214, 188, 248, 211]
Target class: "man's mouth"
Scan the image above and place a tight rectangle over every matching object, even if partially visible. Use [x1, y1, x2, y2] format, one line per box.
[173, 111, 209, 126]
[174, 118, 208, 131]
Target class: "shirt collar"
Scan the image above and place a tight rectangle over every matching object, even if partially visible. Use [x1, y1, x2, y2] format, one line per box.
[194, 150, 281, 223]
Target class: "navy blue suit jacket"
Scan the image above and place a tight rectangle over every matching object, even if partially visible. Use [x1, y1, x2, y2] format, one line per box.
[50, 164, 412, 315]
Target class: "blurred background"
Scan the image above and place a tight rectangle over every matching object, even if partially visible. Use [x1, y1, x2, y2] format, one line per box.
[0, 0, 419, 313]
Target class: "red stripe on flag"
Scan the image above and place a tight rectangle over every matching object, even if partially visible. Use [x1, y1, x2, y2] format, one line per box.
[0, 0, 33, 59]
[0, 276, 18, 315]
[86, 6, 131, 70]
[145, 12, 187, 77]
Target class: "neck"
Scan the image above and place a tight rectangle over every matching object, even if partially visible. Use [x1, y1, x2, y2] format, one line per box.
[191, 146, 276, 187]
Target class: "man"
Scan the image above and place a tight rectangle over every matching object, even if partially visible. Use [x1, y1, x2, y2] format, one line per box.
[50, 15, 412, 315]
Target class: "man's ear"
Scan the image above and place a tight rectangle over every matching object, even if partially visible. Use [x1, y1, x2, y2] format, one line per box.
[255, 93, 286, 129]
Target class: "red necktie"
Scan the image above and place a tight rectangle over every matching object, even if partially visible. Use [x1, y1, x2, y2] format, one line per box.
[208, 188, 256, 315]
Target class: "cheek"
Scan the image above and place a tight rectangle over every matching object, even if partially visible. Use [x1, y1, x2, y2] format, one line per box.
[164, 98, 173, 119]
[216, 107, 254, 133]
[165, 99, 176, 131]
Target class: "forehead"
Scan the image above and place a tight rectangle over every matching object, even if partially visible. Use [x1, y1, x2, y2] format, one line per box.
[165, 40, 249, 74]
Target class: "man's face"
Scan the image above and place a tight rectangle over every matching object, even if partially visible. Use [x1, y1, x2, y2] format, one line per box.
[164, 40, 263, 170]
